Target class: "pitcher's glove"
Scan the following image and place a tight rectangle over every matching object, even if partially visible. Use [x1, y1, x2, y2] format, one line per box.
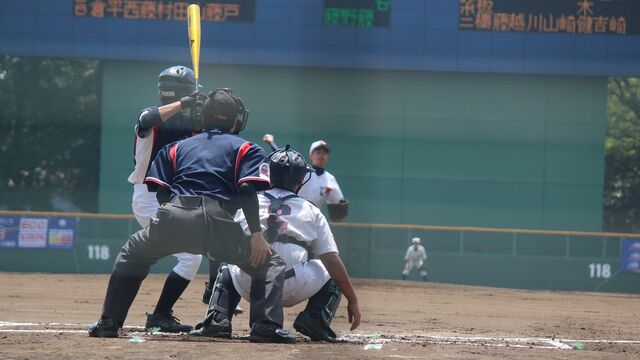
[327, 199, 349, 222]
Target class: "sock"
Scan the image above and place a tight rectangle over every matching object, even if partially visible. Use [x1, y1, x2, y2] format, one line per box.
[153, 271, 190, 315]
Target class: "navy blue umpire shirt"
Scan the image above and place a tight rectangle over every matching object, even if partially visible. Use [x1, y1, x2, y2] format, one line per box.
[144, 129, 270, 209]
[136, 107, 192, 175]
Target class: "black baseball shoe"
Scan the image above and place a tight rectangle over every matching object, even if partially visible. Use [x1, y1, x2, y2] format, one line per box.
[189, 319, 232, 338]
[88, 317, 120, 338]
[293, 311, 337, 342]
[249, 321, 296, 344]
[145, 311, 193, 333]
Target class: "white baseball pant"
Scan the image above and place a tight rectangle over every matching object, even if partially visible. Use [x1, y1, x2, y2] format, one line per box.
[403, 259, 427, 277]
[229, 259, 331, 307]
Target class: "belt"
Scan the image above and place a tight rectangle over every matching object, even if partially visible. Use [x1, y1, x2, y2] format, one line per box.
[284, 268, 295, 279]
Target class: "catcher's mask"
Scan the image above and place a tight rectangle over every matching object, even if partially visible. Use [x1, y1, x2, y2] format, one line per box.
[267, 145, 313, 193]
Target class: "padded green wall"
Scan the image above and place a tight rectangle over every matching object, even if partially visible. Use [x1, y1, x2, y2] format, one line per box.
[1, 216, 636, 293]
[99, 61, 606, 231]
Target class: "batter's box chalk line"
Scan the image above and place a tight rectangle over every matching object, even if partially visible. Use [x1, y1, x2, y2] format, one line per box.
[338, 332, 640, 350]
[1, 321, 640, 350]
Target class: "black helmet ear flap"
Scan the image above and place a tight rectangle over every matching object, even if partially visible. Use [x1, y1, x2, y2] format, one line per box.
[233, 96, 249, 133]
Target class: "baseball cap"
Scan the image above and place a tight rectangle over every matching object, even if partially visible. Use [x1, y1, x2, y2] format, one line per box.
[411, 237, 421, 244]
[309, 140, 329, 154]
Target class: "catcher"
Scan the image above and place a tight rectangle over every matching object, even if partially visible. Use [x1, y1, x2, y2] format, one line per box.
[191, 146, 361, 342]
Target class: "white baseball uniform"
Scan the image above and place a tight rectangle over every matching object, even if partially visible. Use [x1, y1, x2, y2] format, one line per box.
[403, 244, 427, 277]
[128, 118, 202, 281]
[229, 188, 339, 307]
[297, 169, 344, 208]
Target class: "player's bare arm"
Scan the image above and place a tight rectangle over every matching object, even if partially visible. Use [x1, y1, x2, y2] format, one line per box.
[319, 252, 361, 330]
[262, 133, 279, 151]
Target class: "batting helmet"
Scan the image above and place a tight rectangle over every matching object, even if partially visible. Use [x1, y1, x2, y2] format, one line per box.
[268, 145, 313, 193]
[157, 66, 197, 105]
[201, 88, 249, 133]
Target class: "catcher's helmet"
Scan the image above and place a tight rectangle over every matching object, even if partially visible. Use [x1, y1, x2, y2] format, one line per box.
[158, 66, 197, 105]
[202, 88, 249, 134]
[268, 145, 313, 193]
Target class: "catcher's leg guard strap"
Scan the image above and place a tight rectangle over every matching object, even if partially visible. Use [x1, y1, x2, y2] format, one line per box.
[305, 279, 341, 327]
[202, 264, 241, 325]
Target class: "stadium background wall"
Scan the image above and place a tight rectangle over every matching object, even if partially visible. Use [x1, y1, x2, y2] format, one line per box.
[0, 214, 637, 294]
[99, 61, 606, 232]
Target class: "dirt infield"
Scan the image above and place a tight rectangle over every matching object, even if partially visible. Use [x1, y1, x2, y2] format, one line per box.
[0, 273, 638, 359]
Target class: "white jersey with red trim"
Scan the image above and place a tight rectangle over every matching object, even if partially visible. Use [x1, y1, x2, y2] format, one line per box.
[297, 169, 343, 208]
[234, 188, 338, 267]
[230, 188, 338, 306]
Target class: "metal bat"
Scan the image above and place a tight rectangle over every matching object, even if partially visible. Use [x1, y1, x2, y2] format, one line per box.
[187, 4, 201, 90]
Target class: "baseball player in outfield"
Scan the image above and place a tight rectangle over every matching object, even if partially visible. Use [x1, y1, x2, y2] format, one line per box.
[191, 146, 361, 342]
[402, 237, 428, 281]
[90, 89, 296, 343]
[263, 135, 349, 222]
[128, 65, 203, 333]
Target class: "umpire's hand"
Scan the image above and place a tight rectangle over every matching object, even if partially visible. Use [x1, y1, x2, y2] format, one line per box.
[249, 232, 273, 267]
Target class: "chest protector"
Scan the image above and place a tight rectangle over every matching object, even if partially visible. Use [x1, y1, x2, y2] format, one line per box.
[263, 192, 311, 253]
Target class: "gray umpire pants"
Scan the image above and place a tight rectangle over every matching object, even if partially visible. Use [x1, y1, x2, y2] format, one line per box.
[100, 195, 286, 328]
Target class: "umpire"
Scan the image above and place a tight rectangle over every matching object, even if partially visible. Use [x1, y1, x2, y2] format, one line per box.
[89, 89, 296, 343]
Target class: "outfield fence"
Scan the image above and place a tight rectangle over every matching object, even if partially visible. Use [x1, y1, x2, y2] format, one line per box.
[1, 210, 639, 293]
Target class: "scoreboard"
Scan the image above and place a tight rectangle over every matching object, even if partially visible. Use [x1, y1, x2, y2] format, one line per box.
[324, 0, 391, 27]
[459, 0, 639, 35]
[74, 0, 256, 22]
[1, 0, 639, 77]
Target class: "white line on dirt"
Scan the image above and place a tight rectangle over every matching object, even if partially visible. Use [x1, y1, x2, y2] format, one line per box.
[355, 332, 640, 345]
[0, 321, 39, 327]
[561, 339, 640, 344]
[547, 339, 573, 350]
[1, 321, 639, 349]
[0, 329, 87, 334]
